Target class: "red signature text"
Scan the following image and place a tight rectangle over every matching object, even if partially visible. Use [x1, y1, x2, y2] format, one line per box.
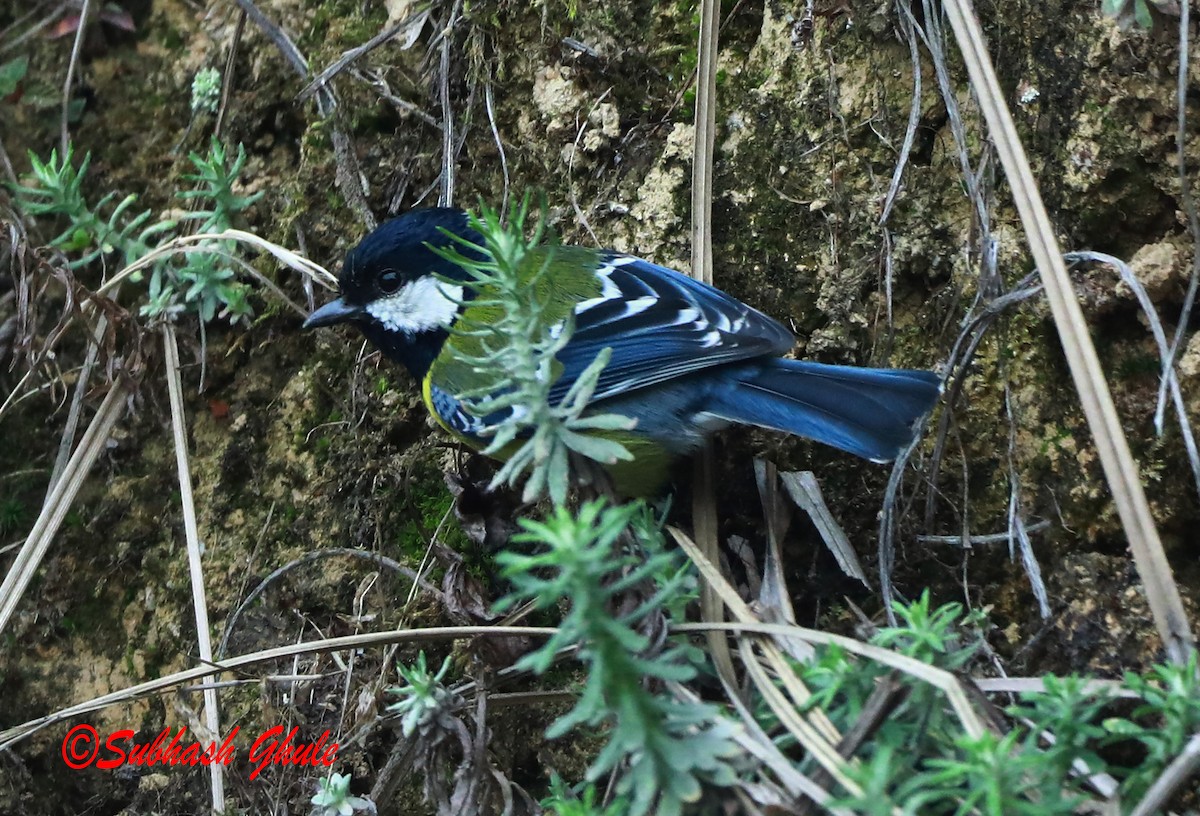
[60, 723, 339, 779]
[248, 725, 338, 780]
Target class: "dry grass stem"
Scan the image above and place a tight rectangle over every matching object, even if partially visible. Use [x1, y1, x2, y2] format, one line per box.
[675, 619, 989, 740]
[671, 526, 989, 742]
[93, 229, 337, 297]
[667, 528, 852, 750]
[0, 380, 131, 634]
[47, 313, 106, 491]
[0, 624, 558, 749]
[162, 324, 225, 813]
[738, 639, 868, 802]
[688, 0, 739, 699]
[672, 677, 843, 812]
[778, 469, 868, 587]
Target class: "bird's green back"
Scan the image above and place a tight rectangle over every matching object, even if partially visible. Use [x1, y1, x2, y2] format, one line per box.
[428, 245, 604, 396]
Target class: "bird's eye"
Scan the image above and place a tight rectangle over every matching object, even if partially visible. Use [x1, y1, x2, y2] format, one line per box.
[379, 270, 403, 294]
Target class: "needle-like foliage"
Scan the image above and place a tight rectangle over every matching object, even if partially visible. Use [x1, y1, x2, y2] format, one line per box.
[12, 138, 261, 322]
[496, 500, 741, 816]
[431, 196, 634, 506]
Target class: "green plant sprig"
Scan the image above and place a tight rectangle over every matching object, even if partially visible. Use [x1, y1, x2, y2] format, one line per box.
[807, 593, 1200, 814]
[310, 772, 373, 816]
[386, 651, 456, 738]
[430, 196, 634, 506]
[14, 147, 171, 269]
[12, 138, 261, 323]
[496, 499, 740, 816]
[1100, 652, 1200, 801]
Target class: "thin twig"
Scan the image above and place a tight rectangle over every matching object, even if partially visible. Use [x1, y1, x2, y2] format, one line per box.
[296, 9, 428, 104]
[1065, 251, 1200, 506]
[877, 422, 930, 624]
[230, 0, 310, 79]
[0, 130, 17, 185]
[47, 310, 107, 493]
[916, 519, 1050, 546]
[876, 5, 924, 346]
[1128, 732, 1200, 816]
[796, 675, 908, 816]
[1006, 377, 1050, 618]
[217, 548, 445, 658]
[0, 2, 58, 54]
[437, 0, 464, 207]
[95, 229, 336, 297]
[348, 68, 441, 129]
[60, 0, 90, 155]
[230, 0, 375, 228]
[878, 6, 922, 227]
[923, 275, 1042, 528]
[566, 87, 613, 244]
[1154, 0, 1200, 435]
[214, 10, 246, 143]
[911, 0, 987, 230]
[483, 79, 509, 218]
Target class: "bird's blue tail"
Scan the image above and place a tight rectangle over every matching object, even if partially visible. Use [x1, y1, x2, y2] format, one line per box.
[708, 359, 941, 462]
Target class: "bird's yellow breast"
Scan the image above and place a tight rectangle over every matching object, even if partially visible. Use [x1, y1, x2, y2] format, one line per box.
[422, 369, 470, 441]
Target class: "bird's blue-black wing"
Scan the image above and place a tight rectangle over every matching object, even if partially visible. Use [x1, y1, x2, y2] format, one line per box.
[549, 254, 795, 405]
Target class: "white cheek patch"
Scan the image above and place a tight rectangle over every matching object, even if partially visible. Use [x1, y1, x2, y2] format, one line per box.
[366, 276, 464, 334]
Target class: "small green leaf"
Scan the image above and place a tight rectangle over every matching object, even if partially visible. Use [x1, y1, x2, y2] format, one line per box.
[63, 227, 92, 252]
[1134, 0, 1153, 27]
[560, 428, 633, 464]
[0, 55, 28, 97]
[65, 96, 86, 123]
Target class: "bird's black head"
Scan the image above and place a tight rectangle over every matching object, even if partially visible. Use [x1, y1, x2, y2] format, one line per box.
[304, 207, 484, 378]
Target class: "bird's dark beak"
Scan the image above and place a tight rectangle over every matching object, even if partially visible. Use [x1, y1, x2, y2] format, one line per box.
[303, 297, 361, 329]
